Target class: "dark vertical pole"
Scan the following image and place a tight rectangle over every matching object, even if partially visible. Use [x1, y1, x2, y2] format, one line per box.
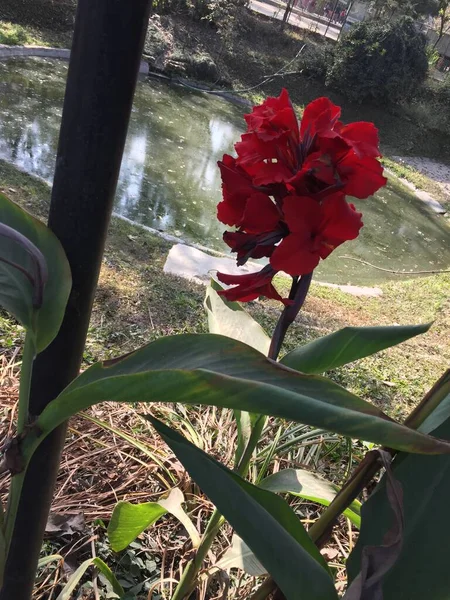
[324, 0, 340, 37]
[0, 1, 151, 598]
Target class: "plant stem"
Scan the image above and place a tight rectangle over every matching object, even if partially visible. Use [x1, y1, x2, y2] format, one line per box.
[172, 433, 261, 600]
[268, 273, 313, 361]
[248, 576, 277, 600]
[16, 333, 36, 435]
[0, 334, 38, 578]
[171, 510, 226, 600]
[173, 275, 313, 599]
[404, 368, 450, 430]
[236, 415, 266, 477]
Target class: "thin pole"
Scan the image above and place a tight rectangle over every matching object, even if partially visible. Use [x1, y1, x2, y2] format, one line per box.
[324, 0, 340, 37]
[0, 1, 151, 597]
[337, 0, 353, 40]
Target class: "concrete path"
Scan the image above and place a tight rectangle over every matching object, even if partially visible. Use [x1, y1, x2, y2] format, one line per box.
[0, 44, 149, 74]
[163, 244, 383, 296]
[163, 243, 259, 285]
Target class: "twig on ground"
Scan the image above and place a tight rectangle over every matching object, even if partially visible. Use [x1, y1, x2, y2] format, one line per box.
[339, 255, 450, 275]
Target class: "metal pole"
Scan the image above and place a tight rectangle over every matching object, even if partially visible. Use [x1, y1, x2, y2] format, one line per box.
[0, 0, 151, 597]
[337, 0, 353, 40]
[324, 0, 340, 37]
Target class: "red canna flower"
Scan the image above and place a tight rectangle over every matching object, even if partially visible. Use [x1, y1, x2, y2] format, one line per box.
[215, 90, 387, 304]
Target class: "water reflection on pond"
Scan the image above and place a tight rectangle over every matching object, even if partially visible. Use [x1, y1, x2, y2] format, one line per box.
[0, 57, 449, 285]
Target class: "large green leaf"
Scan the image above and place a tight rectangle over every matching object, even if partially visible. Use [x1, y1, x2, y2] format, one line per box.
[347, 401, 450, 598]
[204, 280, 271, 354]
[260, 468, 361, 528]
[0, 193, 71, 352]
[108, 501, 166, 552]
[22, 335, 450, 464]
[281, 324, 431, 374]
[108, 488, 200, 552]
[148, 416, 338, 600]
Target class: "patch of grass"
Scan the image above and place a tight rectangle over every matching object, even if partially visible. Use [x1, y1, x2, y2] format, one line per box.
[0, 22, 35, 45]
[0, 20, 71, 48]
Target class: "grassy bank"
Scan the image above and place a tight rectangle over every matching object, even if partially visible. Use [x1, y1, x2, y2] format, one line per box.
[0, 20, 71, 48]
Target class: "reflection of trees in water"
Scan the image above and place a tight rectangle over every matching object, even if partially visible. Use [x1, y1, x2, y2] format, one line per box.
[0, 59, 66, 181]
[0, 118, 57, 182]
[116, 90, 242, 245]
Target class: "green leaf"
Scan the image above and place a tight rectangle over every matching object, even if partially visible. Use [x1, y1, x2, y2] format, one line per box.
[216, 534, 267, 575]
[24, 335, 450, 463]
[0, 193, 71, 352]
[347, 402, 450, 598]
[55, 557, 124, 600]
[108, 488, 200, 552]
[234, 410, 262, 465]
[260, 468, 361, 528]
[37, 554, 63, 569]
[204, 280, 271, 354]
[281, 324, 431, 374]
[148, 416, 338, 600]
[108, 502, 166, 552]
[204, 281, 269, 464]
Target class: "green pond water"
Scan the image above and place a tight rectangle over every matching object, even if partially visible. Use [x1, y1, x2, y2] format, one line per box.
[0, 57, 449, 285]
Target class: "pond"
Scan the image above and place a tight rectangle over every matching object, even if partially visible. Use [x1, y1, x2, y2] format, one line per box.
[0, 57, 449, 285]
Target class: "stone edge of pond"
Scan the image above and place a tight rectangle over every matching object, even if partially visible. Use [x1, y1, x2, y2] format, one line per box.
[0, 44, 150, 75]
[0, 43, 251, 107]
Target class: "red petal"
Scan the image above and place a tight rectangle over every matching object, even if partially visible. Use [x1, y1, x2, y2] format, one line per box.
[241, 193, 280, 233]
[245, 89, 299, 143]
[217, 155, 255, 226]
[218, 155, 254, 195]
[302, 152, 336, 185]
[321, 194, 363, 242]
[217, 192, 246, 227]
[235, 133, 277, 165]
[217, 271, 259, 286]
[217, 268, 291, 305]
[338, 154, 387, 199]
[249, 161, 294, 186]
[300, 97, 341, 139]
[338, 122, 381, 158]
[282, 195, 322, 235]
[270, 233, 320, 275]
